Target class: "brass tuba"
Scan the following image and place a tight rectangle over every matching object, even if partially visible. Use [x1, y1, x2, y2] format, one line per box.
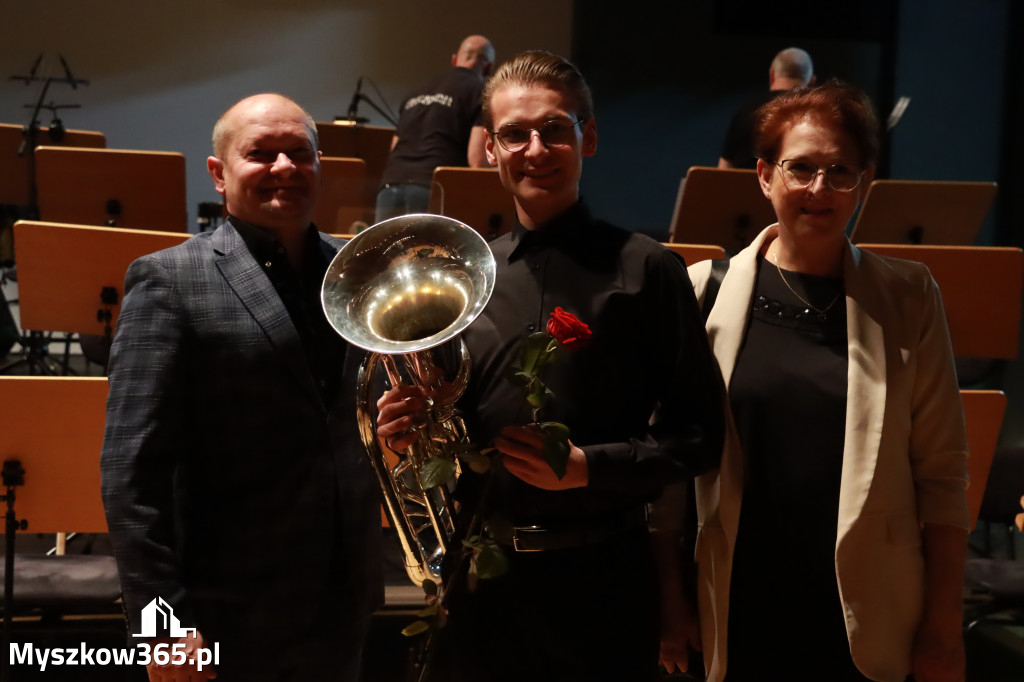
[321, 214, 495, 587]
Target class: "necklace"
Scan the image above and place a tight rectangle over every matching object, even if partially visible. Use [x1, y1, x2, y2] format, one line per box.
[771, 250, 842, 318]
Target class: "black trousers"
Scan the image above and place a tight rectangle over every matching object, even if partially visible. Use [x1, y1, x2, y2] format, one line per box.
[444, 526, 660, 682]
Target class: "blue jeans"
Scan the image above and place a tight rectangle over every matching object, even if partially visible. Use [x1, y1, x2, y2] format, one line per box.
[375, 183, 431, 223]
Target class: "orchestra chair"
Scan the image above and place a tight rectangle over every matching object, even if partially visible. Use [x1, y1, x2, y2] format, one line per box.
[0, 376, 121, 621]
[316, 122, 395, 223]
[849, 180, 997, 246]
[0, 123, 105, 208]
[13, 221, 189, 369]
[668, 166, 776, 254]
[427, 167, 516, 241]
[662, 243, 726, 266]
[34, 146, 188, 232]
[317, 157, 367, 234]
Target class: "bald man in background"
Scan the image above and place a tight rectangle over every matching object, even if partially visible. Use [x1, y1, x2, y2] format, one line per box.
[718, 47, 816, 169]
[102, 93, 381, 682]
[376, 34, 495, 221]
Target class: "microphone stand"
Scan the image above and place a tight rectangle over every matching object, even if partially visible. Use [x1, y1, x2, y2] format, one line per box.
[353, 93, 398, 127]
[341, 76, 398, 127]
[10, 53, 89, 216]
[1, 55, 89, 376]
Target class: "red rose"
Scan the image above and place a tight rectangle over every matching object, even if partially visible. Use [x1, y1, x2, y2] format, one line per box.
[546, 307, 592, 350]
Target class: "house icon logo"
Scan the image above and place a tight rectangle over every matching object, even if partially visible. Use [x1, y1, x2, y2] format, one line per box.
[132, 597, 197, 638]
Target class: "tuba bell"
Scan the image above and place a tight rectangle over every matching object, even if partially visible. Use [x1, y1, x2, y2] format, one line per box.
[321, 214, 495, 587]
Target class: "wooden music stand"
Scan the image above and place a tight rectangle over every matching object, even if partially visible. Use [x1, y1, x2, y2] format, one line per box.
[317, 157, 367, 233]
[668, 167, 776, 253]
[34, 146, 188, 232]
[849, 180, 997, 245]
[316, 122, 395, 222]
[0, 376, 119, 626]
[427, 167, 517, 240]
[962, 390, 1007, 529]
[0, 377, 109, 534]
[857, 245, 1023, 359]
[13, 221, 188, 335]
[0, 123, 105, 207]
[662, 243, 727, 266]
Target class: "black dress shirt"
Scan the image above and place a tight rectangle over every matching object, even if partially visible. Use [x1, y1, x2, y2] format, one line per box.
[456, 201, 725, 526]
[231, 217, 347, 405]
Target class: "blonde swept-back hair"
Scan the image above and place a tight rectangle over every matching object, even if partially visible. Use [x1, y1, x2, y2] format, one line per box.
[482, 50, 594, 130]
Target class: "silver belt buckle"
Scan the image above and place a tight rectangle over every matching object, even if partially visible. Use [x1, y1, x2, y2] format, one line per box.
[511, 525, 544, 552]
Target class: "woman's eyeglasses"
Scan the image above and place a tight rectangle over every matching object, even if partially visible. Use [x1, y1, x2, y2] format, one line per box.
[773, 159, 864, 192]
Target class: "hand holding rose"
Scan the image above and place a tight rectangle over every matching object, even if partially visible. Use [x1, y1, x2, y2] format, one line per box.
[496, 425, 588, 490]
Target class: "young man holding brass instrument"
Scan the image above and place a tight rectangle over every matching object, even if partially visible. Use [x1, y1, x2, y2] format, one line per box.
[377, 51, 725, 681]
[101, 94, 382, 682]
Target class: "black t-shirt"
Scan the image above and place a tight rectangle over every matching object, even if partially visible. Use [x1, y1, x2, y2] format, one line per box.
[380, 67, 485, 187]
[720, 89, 786, 169]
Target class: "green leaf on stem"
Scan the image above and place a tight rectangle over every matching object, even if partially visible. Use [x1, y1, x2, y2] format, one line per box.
[401, 620, 431, 637]
[418, 457, 457, 490]
[526, 382, 554, 409]
[505, 368, 534, 387]
[458, 448, 492, 474]
[475, 544, 509, 579]
[521, 332, 556, 374]
[539, 421, 571, 480]
[421, 580, 438, 596]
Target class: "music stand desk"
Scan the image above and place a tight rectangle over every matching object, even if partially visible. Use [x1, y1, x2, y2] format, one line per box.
[850, 180, 997, 245]
[0, 376, 109, 534]
[35, 146, 188, 232]
[669, 167, 776, 254]
[662, 243, 727, 265]
[962, 390, 1007, 530]
[428, 167, 517, 240]
[13, 221, 189, 335]
[317, 157, 366, 233]
[0, 123, 105, 207]
[316, 122, 395, 220]
[858, 244, 1023, 359]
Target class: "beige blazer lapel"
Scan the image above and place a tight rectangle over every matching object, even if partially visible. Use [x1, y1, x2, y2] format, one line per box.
[837, 243, 887, 541]
[706, 226, 774, 389]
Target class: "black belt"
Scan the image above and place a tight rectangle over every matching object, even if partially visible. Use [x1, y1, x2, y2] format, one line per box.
[509, 507, 648, 552]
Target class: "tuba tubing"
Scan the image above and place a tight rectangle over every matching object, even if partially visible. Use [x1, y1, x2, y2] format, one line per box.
[322, 214, 495, 587]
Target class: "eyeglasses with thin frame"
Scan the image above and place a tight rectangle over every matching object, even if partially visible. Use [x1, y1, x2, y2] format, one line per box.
[489, 119, 585, 153]
[773, 159, 864, 192]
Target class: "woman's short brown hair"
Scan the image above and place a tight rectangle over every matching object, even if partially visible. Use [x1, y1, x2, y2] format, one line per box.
[482, 50, 594, 130]
[754, 80, 880, 168]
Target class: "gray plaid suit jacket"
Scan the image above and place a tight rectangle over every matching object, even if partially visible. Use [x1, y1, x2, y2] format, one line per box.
[100, 221, 383, 673]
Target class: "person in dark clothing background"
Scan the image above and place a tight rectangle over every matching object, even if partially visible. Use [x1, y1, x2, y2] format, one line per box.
[375, 35, 495, 221]
[718, 47, 815, 169]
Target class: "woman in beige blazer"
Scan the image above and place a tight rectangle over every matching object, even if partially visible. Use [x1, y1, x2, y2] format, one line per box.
[678, 83, 969, 682]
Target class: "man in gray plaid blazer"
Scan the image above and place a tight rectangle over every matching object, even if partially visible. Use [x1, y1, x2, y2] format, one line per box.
[101, 94, 382, 682]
